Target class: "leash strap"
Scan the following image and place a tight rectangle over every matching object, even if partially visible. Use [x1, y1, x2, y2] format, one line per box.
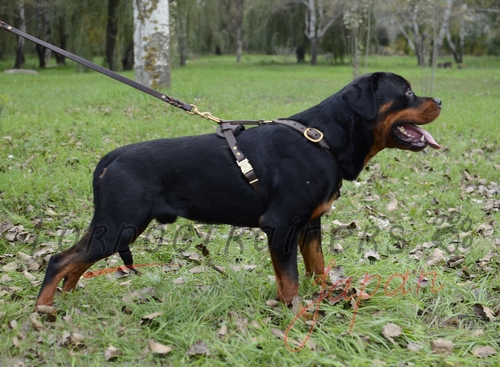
[0, 20, 193, 112]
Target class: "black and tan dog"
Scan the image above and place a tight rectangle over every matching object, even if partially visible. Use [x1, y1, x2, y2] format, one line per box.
[35, 72, 441, 310]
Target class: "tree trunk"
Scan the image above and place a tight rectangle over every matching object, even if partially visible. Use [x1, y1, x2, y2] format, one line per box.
[310, 36, 318, 65]
[36, 0, 50, 69]
[410, 6, 425, 66]
[133, 0, 171, 88]
[53, 5, 66, 65]
[14, 0, 26, 69]
[430, 0, 453, 66]
[351, 27, 360, 79]
[458, 18, 464, 64]
[236, 0, 245, 62]
[106, 0, 121, 71]
[179, 14, 188, 67]
[236, 26, 243, 63]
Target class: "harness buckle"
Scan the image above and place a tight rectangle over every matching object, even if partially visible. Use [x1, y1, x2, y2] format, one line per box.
[237, 158, 254, 175]
[304, 127, 324, 143]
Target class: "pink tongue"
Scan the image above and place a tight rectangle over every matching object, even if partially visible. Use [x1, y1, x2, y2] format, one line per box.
[414, 125, 441, 149]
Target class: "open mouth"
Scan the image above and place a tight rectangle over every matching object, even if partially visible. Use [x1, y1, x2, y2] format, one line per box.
[392, 123, 441, 150]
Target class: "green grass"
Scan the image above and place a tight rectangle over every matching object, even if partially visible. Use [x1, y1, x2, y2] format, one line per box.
[0, 54, 499, 366]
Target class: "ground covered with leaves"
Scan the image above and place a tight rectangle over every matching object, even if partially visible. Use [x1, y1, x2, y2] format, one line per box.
[0, 55, 499, 366]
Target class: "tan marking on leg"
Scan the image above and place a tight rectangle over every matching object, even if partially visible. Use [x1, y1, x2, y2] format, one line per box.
[275, 273, 299, 305]
[270, 254, 299, 305]
[299, 234, 324, 278]
[62, 262, 97, 292]
[35, 273, 66, 308]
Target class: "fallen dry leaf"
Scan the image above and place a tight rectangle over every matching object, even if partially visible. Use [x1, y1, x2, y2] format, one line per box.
[472, 345, 496, 358]
[122, 287, 159, 303]
[173, 277, 186, 285]
[364, 249, 381, 262]
[141, 312, 163, 325]
[447, 255, 465, 268]
[183, 251, 201, 263]
[430, 339, 453, 355]
[30, 314, 46, 332]
[476, 250, 495, 268]
[1, 274, 13, 282]
[426, 248, 445, 266]
[12, 336, 20, 348]
[17, 252, 32, 263]
[266, 300, 280, 308]
[218, 324, 228, 337]
[328, 266, 347, 284]
[2, 261, 18, 272]
[62, 315, 73, 327]
[387, 198, 398, 212]
[271, 328, 285, 340]
[104, 345, 122, 361]
[189, 266, 205, 274]
[472, 303, 495, 322]
[291, 296, 302, 316]
[148, 340, 173, 355]
[186, 339, 210, 357]
[407, 342, 423, 352]
[70, 332, 85, 344]
[382, 323, 402, 344]
[475, 222, 494, 237]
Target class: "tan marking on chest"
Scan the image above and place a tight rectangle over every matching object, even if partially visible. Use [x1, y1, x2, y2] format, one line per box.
[309, 191, 340, 222]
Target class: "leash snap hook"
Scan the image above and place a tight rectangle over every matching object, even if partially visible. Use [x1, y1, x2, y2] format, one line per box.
[304, 127, 324, 143]
[187, 104, 221, 124]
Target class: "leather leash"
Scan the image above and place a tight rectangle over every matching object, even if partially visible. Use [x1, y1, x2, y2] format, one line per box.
[0, 20, 333, 194]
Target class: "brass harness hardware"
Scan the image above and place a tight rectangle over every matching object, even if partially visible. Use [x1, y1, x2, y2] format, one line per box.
[304, 127, 324, 143]
[188, 104, 221, 124]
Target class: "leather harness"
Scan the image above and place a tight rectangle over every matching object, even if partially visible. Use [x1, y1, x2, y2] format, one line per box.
[216, 119, 334, 193]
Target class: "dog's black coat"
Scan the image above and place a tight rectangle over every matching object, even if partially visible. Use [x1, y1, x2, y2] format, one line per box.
[36, 72, 441, 308]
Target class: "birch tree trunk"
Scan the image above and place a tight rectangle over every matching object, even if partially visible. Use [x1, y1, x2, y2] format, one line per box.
[303, 0, 343, 65]
[133, 0, 171, 88]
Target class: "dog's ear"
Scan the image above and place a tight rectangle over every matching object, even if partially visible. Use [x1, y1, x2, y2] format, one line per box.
[341, 73, 380, 120]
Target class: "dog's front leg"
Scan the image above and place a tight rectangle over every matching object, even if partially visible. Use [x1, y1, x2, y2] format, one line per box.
[262, 219, 302, 305]
[298, 217, 325, 278]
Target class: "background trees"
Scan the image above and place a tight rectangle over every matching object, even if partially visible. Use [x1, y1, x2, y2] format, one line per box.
[0, 0, 498, 72]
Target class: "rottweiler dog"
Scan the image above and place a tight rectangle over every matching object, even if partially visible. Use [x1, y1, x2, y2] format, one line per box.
[35, 72, 441, 310]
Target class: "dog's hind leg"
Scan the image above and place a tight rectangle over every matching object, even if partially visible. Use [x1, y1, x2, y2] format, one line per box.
[117, 246, 140, 275]
[35, 200, 154, 309]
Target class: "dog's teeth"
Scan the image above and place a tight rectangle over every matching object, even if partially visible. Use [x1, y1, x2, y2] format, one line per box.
[421, 135, 425, 142]
[398, 126, 408, 135]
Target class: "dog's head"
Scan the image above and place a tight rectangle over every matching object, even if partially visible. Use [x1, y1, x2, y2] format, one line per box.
[341, 72, 441, 165]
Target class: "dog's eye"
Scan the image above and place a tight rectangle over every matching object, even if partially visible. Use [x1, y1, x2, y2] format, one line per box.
[406, 89, 414, 97]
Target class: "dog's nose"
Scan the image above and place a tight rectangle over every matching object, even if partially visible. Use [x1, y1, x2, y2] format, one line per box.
[433, 98, 442, 106]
